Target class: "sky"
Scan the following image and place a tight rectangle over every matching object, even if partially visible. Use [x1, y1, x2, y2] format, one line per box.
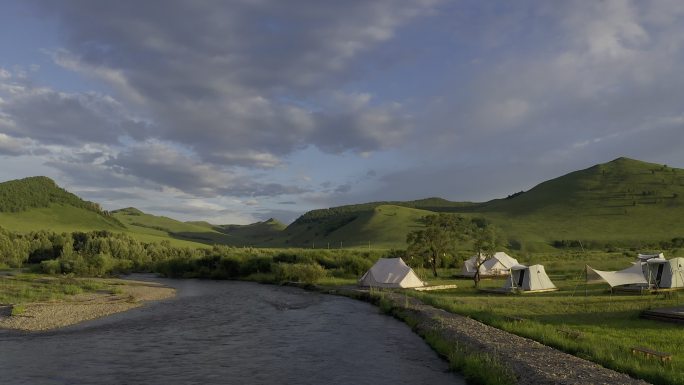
[1, 0, 684, 225]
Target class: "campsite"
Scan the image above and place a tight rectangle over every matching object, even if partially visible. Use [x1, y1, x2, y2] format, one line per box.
[339, 250, 684, 385]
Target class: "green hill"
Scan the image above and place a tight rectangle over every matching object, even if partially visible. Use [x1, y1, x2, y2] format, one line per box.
[215, 218, 286, 246]
[0, 176, 126, 232]
[2, 158, 682, 251]
[0, 178, 205, 247]
[276, 157, 684, 250]
[273, 204, 434, 248]
[459, 157, 684, 250]
[112, 208, 287, 246]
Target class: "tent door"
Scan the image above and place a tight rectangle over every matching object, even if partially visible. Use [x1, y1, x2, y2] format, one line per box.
[655, 264, 665, 286]
[517, 270, 525, 287]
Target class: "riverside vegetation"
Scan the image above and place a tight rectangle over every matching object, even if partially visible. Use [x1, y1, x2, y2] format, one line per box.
[1, 226, 682, 384]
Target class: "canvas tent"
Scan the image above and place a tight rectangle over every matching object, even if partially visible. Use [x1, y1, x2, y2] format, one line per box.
[461, 254, 486, 277]
[461, 252, 519, 277]
[586, 263, 648, 288]
[637, 253, 665, 262]
[358, 258, 426, 288]
[644, 257, 684, 289]
[483, 252, 519, 274]
[502, 264, 557, 292]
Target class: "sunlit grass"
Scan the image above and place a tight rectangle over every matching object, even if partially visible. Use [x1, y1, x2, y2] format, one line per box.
[411, 263, 684, 385]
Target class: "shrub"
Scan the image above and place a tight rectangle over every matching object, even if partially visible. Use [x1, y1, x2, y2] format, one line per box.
[11, 304, 26, 316]
[272, 262, 326, 284]
[40, 259, 62, 275]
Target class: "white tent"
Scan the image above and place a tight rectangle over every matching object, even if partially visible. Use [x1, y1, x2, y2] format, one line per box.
[637, 253, 665, 262]
[586, 263, 648, 288]
[645, 257, 684, 289]
[358, 258, 426, 288]
[461, 254, 486, 277]
[502, 264, 557, 292]
[461, 252, 518, 277]
[483, 252, 519, 274]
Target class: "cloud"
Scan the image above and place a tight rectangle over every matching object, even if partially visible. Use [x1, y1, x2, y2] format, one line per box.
[26, 0, 435, 168]
[0, 133, 33, 156]
[0, 77, 147, 146]
[106, 140, 307, 197]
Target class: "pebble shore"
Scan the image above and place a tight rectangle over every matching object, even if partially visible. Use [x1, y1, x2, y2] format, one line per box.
[0, 279, 175, 332]
[381, 291, 650, 385]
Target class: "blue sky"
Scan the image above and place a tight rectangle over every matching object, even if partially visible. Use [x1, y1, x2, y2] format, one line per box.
[1, 0, 684, 224]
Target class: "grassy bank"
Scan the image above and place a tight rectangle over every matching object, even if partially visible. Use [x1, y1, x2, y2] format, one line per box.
[0, 273, 111, 304]
[408, 275, 683, 385]
[0, 273, 175, 331]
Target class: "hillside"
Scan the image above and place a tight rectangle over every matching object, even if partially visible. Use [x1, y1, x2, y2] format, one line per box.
[0, 176, 109, 215]
[112, 208, 286, 246]
[0, 176, 125, 232]
[1, 158, 682, 251]
[272, 204, 433, 248]
[276, 157, 684, 250]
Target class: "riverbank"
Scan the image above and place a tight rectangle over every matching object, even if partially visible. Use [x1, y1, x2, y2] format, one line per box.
[0, 276, 175, 331]
[295, 284, 651, 385]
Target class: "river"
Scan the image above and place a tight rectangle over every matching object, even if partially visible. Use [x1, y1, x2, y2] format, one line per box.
[0, 278, 464, 385]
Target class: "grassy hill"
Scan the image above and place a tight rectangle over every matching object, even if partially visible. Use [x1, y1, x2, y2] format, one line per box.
[2, 157, 682, 251]
[273, 204, 433, 248]
[275, 157, 684, 250]
[0, 178, 206, 247]
[0, 176, 126, 232]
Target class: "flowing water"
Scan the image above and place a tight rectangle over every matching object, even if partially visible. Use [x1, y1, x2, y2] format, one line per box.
[0, 278, 464, 385]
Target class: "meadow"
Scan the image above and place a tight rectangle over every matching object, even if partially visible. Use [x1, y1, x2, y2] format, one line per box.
[400, 258, 683, 385]
[0, 273, 111, 305]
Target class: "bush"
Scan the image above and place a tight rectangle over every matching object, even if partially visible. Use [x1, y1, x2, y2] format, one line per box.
[272, 262, 326, 284]
[40, 259, 62, 275]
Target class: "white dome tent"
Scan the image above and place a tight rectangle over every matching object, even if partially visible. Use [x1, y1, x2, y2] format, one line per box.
[358, 258, 426, 289]
[460, 252, 518, 277]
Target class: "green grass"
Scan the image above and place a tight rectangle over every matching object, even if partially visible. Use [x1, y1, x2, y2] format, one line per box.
[410, 260, 684, 385]
[0, 274, 111, 305]
[0, 204, 124, 233]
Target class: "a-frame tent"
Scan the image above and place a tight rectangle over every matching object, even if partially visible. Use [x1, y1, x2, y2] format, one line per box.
[502, 264, 558, 292]
[358, 258, 426, 289]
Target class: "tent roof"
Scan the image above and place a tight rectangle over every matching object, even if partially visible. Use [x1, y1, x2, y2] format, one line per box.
[638, 253, 665, 261]
[586, 263, 648, 287]
[359, 258, 425, 288]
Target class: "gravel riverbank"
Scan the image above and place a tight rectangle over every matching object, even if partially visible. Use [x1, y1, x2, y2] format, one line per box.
[377, 291, 649, 385]
[0, 278, 175, 332]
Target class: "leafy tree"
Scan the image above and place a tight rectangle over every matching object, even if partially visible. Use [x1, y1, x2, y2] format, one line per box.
[470, 222, 502, 288]
[406, 213, 467, 277]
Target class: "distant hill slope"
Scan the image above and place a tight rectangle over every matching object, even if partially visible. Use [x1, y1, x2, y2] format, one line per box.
[112, 208, 286, 246]
[0, 176, 126, 232]
[277, 157, 684, 250]
[459, 157, 684, 250]
[215, 218, 286, 246]
[2, 157, 682, 251]
[0, 178, 203, 247]
[273, 204, 434, 248]
[0, 176, 107, 214]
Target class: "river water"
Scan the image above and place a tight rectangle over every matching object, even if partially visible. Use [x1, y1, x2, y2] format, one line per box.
[0, 278, 464, 385]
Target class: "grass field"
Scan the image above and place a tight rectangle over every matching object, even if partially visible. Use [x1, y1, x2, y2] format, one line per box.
[396, 255, 684, 385]
[0, 273, 111, 304]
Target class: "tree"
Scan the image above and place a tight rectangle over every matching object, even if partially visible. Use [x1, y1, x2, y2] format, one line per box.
[470, 223, 501, 288]
[406, 213, 466, 277]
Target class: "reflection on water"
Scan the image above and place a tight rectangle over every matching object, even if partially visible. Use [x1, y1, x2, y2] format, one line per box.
[0, 278, 463, 385]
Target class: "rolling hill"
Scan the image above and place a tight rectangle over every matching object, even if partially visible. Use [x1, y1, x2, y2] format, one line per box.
[0, 157, 682, 251]
[271, 157, 684, 250]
